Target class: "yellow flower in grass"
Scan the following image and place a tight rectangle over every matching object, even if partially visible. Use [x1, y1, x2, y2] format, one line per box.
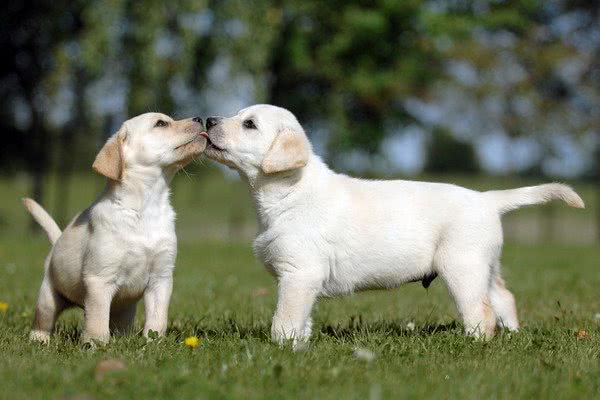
[184, 336, 200, 348]
[0, 302, 8, 313]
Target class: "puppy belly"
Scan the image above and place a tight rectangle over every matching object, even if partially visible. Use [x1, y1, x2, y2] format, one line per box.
[111, 290, 144, 310]
[323, 256, 435, 296]
[113, 277, 147, 305]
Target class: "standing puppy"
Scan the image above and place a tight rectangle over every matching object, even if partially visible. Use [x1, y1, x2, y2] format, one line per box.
[203, 104, 584, 347]
[25, 113, 206, 344]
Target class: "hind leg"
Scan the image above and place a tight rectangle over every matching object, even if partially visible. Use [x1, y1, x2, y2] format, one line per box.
[30, 276, 68, 343]
[437, 253, 496, 338]
[489, 266, 519, 331]
[110, 304, 137, 336]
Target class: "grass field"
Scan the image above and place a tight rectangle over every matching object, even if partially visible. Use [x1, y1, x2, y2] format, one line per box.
[1, 172, 599, 399]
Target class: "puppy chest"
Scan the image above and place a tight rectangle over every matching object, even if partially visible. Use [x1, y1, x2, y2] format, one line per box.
[114, 241, 175, 294]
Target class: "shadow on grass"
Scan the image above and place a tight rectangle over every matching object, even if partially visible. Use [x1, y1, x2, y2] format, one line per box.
[168, 317, 461, 342]
[53, 324, 83, 345]
[319, 320, 460, 340]
[167, 317, 271, 341]
[51, 317, 462, 344]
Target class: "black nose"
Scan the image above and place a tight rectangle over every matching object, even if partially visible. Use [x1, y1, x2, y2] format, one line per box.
[206, 117, 220, 129]
[192, 117, 203, 126]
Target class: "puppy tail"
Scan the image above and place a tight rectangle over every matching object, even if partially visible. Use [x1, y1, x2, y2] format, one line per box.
[22, 198, 62, 244]
[485, 183, 585, 215]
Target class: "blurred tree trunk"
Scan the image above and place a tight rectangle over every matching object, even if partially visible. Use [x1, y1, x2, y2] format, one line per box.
[597, 149, 600, 242]
[54, 125, 74, 227]
[26, 94, 50, 231]
[54, 68, 88, 226]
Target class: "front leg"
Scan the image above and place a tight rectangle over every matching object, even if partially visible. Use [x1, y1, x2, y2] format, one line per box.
[143, 274, 173, 338]
[271, 272, 321, 349]
[82, 277, 116, 344]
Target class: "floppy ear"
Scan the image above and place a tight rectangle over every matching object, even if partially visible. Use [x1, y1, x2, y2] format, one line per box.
[92, 126, 126, 181]
[261, 128, 309, 174]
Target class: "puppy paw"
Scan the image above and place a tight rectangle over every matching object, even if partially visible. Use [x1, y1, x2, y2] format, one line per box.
[81, 333, 110, 347]
[29, 330, 50, 344]
[465, 328, 495, 341]
[291, 338, 310, 352]
[271, 329, 310, 351]
[143, 328, 164, 342]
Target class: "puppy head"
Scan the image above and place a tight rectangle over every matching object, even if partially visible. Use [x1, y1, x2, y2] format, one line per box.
[93, 113, 206, 181]
[203, 105, 310, 176]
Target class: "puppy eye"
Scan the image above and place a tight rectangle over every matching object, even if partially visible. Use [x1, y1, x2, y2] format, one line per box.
[155, 120, 168, 128]
[243, 119, 257, 129]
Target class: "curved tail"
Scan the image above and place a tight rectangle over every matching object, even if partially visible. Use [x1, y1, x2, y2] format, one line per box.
[485, 183, 585, 214]
[22, 198, 62, 244]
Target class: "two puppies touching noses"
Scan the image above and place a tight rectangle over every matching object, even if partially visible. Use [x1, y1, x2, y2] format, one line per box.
[25, 105, 585, 347]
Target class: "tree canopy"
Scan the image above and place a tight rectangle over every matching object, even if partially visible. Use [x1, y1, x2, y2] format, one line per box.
[1, 0, 598, 186]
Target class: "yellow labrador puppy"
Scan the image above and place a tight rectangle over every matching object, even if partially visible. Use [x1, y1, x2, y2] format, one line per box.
[24, 113, 206, 344]
[202, 104, 584, 348]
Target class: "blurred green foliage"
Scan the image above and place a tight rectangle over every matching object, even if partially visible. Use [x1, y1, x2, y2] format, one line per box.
[426, 127, 478, 173]
[1, 0, 598, 204]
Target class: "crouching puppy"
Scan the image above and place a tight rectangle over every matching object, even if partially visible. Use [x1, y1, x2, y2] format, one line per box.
[202, 104, 585, 348]
[24, 113, 206, 344]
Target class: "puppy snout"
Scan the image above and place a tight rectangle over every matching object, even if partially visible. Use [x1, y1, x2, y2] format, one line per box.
[206, 117, 221, 130]
[192, 117, 204, 128]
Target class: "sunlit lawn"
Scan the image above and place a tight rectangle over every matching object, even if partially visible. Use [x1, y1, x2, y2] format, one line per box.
[1, 235, 599, 399]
